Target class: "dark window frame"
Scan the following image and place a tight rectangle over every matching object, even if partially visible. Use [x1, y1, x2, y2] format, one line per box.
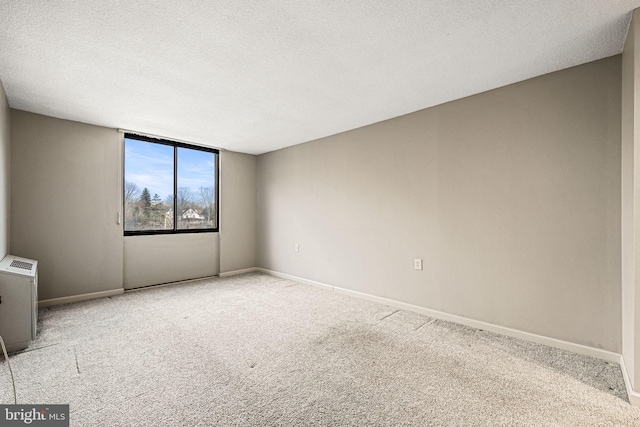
[123, 133, 219, 236]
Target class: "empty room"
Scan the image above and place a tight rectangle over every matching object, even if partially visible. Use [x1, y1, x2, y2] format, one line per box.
[2, 0, 640, 425]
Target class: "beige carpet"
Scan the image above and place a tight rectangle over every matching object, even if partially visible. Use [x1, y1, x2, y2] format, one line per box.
[1, 272, 639, 426]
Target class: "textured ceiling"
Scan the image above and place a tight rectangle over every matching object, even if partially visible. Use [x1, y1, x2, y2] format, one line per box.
[0, 1, 638, 154]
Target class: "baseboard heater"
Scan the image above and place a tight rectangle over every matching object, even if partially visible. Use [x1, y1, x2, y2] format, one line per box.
[0, 255, 38, 352]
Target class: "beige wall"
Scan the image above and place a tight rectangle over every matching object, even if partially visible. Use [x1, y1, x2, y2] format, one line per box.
[622, 8, 640, 395]
[0, 81, 9, 258]
[257, 56, 622, 352]
[123, 233, 219, 288]
[11, 111, 123, 300]
[220, 150, 257, 273]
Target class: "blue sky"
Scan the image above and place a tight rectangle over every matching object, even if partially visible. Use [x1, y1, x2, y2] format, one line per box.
[125, 138, 216, 202]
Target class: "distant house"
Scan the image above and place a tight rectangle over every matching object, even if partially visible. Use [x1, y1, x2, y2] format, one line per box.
[181, 208, 204, 221]
[163, 208, 205, 228]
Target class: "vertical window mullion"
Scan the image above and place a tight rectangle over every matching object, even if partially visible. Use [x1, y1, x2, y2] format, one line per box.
[215, 152, 219, 229]
[173, 146, 178, 232]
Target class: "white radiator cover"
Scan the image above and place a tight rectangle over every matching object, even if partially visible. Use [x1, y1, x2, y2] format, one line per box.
[0, 255, 38, 352]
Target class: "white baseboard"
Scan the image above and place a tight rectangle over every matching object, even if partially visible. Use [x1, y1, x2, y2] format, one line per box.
[219, 267, 258, 277]
[38, 288, 124, 308]
[125, 275, 219, 292]
[256, 268, 333, 291]
[335, 286, 621, 363]
[257, 268, 620, 363]
[620, 355, 640, 406]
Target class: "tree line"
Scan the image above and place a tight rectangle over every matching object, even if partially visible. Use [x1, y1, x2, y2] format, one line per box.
[124, 181, 216, 230]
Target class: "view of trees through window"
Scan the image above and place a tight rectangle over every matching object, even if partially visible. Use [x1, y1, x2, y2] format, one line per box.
[124, 135, 218, 233]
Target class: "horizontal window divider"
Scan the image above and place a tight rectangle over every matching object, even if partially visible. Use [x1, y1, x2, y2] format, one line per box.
[124, 228, 218, 237]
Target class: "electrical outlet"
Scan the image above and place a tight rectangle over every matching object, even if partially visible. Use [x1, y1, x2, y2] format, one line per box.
[414, 258, 423, 270]
[295, 244, 299, 252]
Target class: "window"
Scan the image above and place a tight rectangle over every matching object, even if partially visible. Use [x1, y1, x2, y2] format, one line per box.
[124, 134, 219, 235]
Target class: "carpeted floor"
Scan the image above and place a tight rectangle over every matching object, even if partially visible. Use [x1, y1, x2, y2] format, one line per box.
[0, 272, 639, 426]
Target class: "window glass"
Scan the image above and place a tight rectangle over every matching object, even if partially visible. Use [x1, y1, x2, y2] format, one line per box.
[177, 147, 217, 230]
[124, 138, 174, 232]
